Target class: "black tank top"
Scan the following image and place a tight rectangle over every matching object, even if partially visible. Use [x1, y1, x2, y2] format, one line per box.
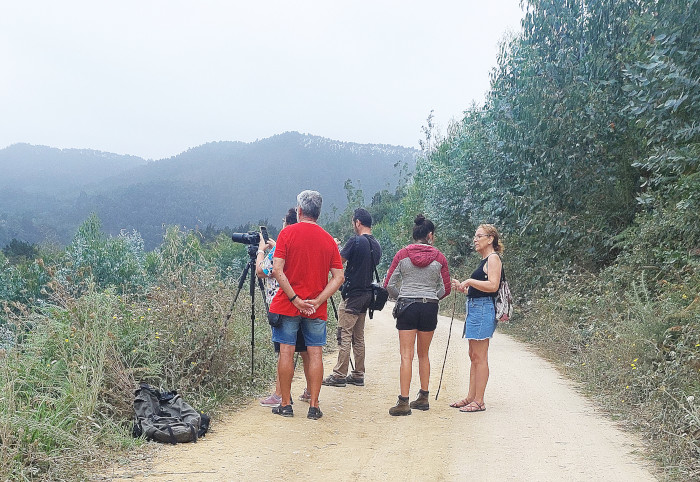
[467, 256, 495, 299]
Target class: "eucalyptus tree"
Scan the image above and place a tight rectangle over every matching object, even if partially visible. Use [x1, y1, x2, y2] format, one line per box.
[488, 0, 645, 269]
[621, 0, 700, 267]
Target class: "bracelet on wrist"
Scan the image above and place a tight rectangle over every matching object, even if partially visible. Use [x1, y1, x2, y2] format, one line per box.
[257, 249, 265, 255]
[289, 294, 298, 302]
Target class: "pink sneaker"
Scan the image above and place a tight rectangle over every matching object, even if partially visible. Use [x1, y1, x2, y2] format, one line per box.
[298, 388, 317, 403]
[259, 393, 282, 407]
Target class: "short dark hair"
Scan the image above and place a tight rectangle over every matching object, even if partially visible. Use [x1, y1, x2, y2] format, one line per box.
[285, 208, 297, 225]
[412, 214, 435, 241]
[352, 208, 372, 228]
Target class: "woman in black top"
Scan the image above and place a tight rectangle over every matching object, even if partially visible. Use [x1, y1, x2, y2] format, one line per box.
[450, 224, 503, 412]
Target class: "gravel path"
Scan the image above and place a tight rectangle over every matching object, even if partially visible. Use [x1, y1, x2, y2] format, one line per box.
[107, 300, 656, 481]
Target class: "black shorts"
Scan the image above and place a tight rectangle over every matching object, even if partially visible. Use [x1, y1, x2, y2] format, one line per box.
[396, 302, 439, 332]
[273, 324, 307, 353]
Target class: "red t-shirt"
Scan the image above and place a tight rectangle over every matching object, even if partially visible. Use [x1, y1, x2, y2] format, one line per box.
[269, 222, 343, 319]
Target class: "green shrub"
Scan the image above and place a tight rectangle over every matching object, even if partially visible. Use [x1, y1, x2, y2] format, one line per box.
[61, 214, 149, 295]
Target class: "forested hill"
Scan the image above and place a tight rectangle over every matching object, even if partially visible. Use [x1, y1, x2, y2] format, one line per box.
[0, 143, 148, 194]
[0, 132, 416, 249]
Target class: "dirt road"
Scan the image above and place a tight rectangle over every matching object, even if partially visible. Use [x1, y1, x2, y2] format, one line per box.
[111, 301, 656, 481]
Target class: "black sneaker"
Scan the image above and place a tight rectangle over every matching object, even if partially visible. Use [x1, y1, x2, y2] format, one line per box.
[271, 404, 293, 417]
[322, 375, 347, 387]
[307, 406, 323, 420]
[346, 375, 365, 386]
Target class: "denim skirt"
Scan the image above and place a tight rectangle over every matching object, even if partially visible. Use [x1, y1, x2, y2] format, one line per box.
[463, 297, 496, 340]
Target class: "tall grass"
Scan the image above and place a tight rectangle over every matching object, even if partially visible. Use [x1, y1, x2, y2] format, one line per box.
[0, 217, 347, 480]
[0, 221, 282, 480]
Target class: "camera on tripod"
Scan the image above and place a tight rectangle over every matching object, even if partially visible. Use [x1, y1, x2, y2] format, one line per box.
[231, 226, 269, 245]
[231, 232, 261, 245]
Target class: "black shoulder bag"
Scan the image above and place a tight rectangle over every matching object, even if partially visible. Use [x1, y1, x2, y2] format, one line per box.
[365, 235, 388, 319]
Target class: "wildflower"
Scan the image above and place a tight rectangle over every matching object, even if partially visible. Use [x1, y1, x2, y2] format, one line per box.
[148, 308, 151, 311]
[65, 339, 69, 342]
[625, 385, 629, 389]
[682, 294, 688, 299]
[113, 316, 117, 319]
[581, 363, 586, 366]
[633, 358, 638, 362]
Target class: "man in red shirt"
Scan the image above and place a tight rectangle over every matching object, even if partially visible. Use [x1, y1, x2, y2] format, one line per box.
[269, 190, 344, 420]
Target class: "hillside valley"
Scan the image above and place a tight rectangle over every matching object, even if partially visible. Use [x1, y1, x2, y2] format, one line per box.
[0, 132, 417, 249]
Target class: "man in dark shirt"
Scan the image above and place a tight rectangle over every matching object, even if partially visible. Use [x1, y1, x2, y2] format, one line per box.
[323, 208, 381, 387]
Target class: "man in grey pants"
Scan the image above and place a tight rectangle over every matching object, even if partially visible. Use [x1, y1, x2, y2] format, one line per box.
[323, 208, 381, 388]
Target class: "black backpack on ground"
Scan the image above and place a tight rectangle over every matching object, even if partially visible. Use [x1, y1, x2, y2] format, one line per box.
[132, 383, 210, 444]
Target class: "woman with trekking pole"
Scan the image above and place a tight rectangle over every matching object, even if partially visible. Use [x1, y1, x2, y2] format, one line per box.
[383, 214, 451, 416]
[450, 224, 503, 413]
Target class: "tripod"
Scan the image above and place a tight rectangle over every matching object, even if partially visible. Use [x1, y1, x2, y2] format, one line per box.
[222, 244, 269, 382]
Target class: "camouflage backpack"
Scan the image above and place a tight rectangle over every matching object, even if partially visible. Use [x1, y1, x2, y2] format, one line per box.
[132, 384, 210, 444]
[488, 254, 514, 322]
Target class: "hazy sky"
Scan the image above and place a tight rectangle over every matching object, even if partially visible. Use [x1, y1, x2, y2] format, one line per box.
[1, 1, 524, 160]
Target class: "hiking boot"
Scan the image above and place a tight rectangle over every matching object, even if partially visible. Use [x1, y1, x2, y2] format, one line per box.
[409, 389, 430, 411]
[259, 393, 282, 407]
[389, 395, 412, 416]
[345, 375, 365, 386]
[307, 406, 323, 420]
[271, 404, 293, 417]
[299, 388, 311, 403]
[322, 375, 347, 387]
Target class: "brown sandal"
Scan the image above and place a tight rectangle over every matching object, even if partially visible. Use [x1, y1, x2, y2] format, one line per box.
[449, 398, 471, 408]
[459, 401, 486, 413]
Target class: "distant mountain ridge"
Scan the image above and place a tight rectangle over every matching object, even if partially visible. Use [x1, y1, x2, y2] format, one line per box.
[0, 143, 148, 195]
[0, 132, 417, 249]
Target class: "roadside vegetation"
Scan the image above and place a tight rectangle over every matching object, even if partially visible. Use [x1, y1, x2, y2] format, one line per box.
[366, 0, 698, 479]
[0, 217, 282, 480]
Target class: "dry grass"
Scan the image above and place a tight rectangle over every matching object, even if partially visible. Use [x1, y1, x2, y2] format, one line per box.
[502, 269, 700, 481]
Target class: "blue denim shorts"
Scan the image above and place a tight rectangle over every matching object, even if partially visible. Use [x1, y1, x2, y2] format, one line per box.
[272, 315, 327, 347]
[463, 297, 496, 340]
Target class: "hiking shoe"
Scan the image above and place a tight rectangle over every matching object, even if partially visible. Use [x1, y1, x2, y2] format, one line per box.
[307, 406, 323, 420]
[322, 375, 347, 387]
[389, 395, 412, 416]
[299, 388, 312, 403]
[409, 389, 430, 411]
[259, 393, 282, 407]
[271, 404, 293, 417]
[345, 375, 365, 386]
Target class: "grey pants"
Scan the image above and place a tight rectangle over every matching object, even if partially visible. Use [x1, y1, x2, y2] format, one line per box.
[332, 296, 370, 378]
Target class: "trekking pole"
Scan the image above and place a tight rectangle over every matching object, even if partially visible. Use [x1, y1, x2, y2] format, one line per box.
[435, 292, 458, 400]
